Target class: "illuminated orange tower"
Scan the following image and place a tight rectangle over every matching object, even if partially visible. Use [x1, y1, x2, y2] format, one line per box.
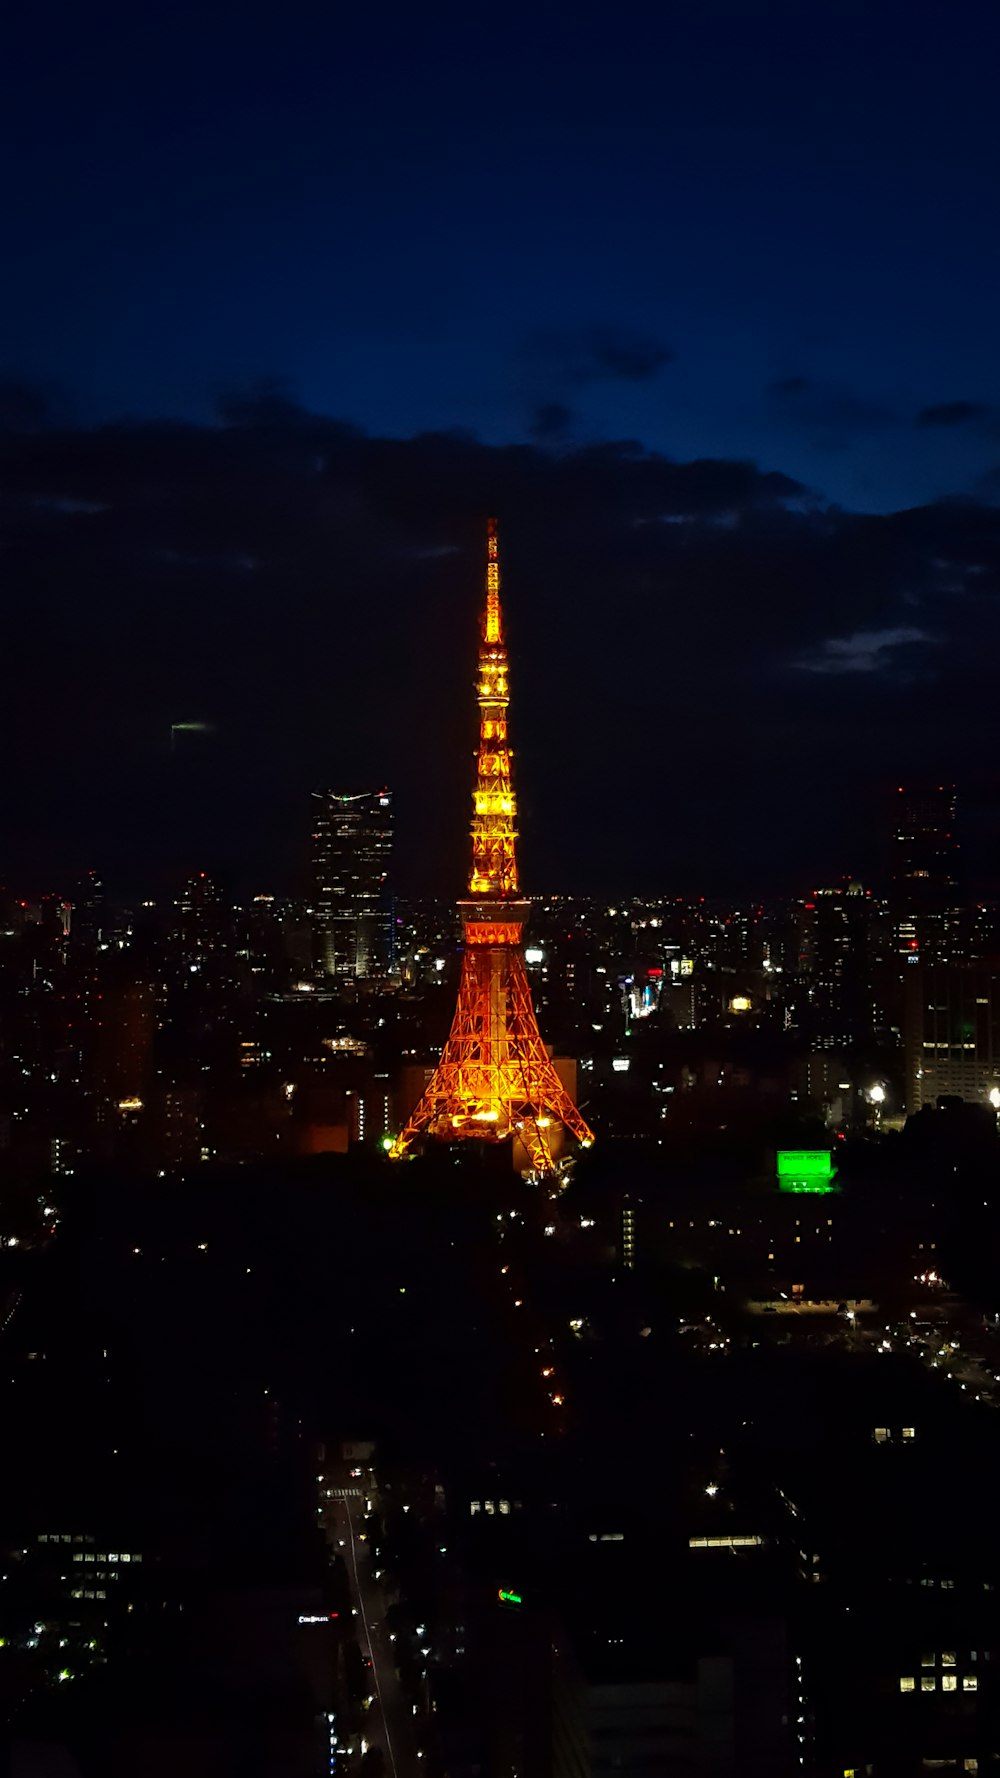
[389, 519, 594, 1177]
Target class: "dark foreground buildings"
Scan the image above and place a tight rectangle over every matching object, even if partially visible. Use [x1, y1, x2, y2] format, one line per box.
[5, 771, 1000, 1771]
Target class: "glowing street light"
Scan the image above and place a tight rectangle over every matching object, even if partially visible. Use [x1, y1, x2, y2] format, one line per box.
[868, 1083, 886, 1105]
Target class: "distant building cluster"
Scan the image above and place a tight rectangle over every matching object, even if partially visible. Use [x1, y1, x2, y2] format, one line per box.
[3, 782, 1000, 1206]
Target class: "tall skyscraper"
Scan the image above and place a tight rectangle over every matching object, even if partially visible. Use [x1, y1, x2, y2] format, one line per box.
[70, 869, 104, 954]
[890, 784, 959, 961]
[310, 789, 393, 978]
[796, 882, 873, 1043]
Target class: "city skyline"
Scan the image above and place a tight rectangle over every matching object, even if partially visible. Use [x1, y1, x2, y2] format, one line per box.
[7, 5, 1000, 1773]
[4, 775, 999, 908]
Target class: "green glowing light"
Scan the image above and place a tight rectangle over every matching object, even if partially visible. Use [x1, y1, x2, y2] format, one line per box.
[381, 1135, 394, 1153]
[498, 1587, 522, 1605]
[777, 1150, 838, 1194]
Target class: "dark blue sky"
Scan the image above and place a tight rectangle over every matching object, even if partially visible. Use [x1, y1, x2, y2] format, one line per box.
[4, 0, 1000, 896]
[5, 0, 1000, 511]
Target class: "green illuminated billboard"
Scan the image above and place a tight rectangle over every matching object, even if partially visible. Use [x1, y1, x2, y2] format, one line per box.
[776, 1150, 838, 1194]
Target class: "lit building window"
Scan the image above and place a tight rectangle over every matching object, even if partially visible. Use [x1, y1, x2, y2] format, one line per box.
[921, 1677, 936, 1691]
[942, 1651, 956, 1667]
[942, 1674, 957, 1691]
[921, 1653, 935, 1666]
[963, 1676, 978, 1692]
[900, 1676, 915, 1692]
[688, 1534, 764, 1549]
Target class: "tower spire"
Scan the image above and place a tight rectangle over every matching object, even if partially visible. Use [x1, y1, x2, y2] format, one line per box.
[470, 517, 517, 899]
[388, 520, 594, 1178]
[484, 515, 502, 644]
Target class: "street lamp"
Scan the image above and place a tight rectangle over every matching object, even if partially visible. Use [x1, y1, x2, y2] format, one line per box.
[865, 1082, 886, 1131]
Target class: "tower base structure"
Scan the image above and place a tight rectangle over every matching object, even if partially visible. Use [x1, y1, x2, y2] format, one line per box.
[389, 901, 593, 1177]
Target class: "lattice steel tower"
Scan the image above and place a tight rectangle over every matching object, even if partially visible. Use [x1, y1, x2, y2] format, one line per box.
[389, 519, 594, 1177]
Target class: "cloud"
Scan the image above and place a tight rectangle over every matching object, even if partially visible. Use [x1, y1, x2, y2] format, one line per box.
[3, 388, 1000, 896]
[768, 377, 899, 437]
[794, 626, 932, 675]
[529, 402, 575, 442]
[522, 325, 673, 390]
[0, 376, 66, 433]
[518, 325, 673, 447]
[917, 400, 991, 428]
[587, 328, 673, 382]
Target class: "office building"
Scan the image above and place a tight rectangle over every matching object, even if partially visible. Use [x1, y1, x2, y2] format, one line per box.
[903, 963, 1000, 1113]
[310, 789, 393, 978]
[796, 882, 873, 1043]
[891, 785, 960, 962]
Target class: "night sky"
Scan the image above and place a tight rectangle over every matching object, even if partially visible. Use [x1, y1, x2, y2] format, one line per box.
[4, 0, 1000, 897]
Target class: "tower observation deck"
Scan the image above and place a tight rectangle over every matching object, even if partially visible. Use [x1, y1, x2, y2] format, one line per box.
[388, 519, 594, 1177]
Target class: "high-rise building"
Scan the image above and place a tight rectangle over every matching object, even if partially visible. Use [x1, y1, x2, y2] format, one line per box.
[310, 789, 393, 978]
[795, 882, 873, 1043]
[172, 870, 230, 968]
[890, 784, 959, 962]
[903, 962, 1000, 1113]
[70, 869, 104, 954]
[892, 784, 959, 907]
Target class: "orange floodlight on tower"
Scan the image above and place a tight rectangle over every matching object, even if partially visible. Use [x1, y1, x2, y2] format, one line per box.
[389, 519, 594, 1177]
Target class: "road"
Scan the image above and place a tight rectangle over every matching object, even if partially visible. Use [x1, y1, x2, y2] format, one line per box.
[0, 1289, 23, 1337]
[850, 1289, 1000, 1409]
[324, 1482, 417, 1778]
